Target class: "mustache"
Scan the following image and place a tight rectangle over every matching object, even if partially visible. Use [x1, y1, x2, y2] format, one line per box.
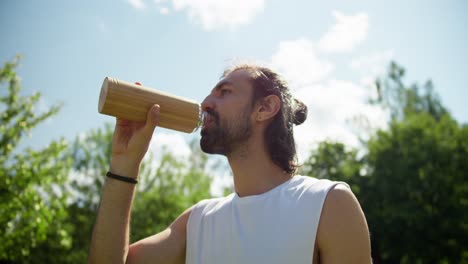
[204, 109, 220, 124]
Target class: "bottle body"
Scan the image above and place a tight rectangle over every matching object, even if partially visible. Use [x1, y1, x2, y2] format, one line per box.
[98, 77, 201, 133]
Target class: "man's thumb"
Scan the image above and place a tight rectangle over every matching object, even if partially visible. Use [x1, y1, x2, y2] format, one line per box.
[144, 104, 160, 134]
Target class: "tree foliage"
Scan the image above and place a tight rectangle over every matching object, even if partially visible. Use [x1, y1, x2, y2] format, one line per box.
[301, 62, 468, 263]
[365, 112, 467, 263]
[0, 56, 72, 262]
[372, 62, 449, 121]
[301, 141, 365, 196]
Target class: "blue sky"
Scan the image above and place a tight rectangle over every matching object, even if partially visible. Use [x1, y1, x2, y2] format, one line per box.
[1, 0, 467, 165]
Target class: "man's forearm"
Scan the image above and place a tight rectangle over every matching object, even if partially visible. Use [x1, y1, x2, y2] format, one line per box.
[88, 177, 137, 264]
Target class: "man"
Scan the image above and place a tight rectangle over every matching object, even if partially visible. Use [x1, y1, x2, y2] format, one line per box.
[88, 64, 372, 264]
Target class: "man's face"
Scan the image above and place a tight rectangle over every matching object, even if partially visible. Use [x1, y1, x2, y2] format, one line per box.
[200, 69, 255, 155]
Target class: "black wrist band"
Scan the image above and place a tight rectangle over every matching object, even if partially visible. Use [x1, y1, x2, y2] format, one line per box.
[106, 171, 138, 184]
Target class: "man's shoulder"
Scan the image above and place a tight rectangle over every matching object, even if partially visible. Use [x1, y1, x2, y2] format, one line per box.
[290, 175, 349, 194]
[191, 194, 235, 215]
[316, 181, 371, 262]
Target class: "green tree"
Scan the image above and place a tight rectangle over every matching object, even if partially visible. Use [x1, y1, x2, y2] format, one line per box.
[300, 141, 365, 196]
[0, 56, 73, 262]
[366, 62, 467, 263]
[365, 112, 467, 263]
[59, 123, 114, 263]
[301, 62, 468, 263]
[372, 62, 448, 122]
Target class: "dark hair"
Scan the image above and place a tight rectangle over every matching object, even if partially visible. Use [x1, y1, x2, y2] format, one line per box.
[223, 64, 308, 174]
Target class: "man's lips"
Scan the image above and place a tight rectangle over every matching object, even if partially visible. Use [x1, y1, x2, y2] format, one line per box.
[201, 115, 214, 136]
[202, 118, 214, 129]
[202, 111, 217, 128]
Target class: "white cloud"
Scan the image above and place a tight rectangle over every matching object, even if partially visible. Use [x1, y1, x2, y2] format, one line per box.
[351, 49, 394, 77]
[292, 79, 388, 162]
[159, 7, 170, 15]
[318, 11, 369, 53]
[148, 132, 192, 160]
[268, 32, 388, 162]
[270, 39, 334, 86]
[293, 81, 356, 155]
[142, 132, 192, 186]
[144, 0, 265, 30]
[128, 0, 145, 10]
[350, 49, 395, 105]
[266, 11, 391, 162]
[172, 0, 265, 31]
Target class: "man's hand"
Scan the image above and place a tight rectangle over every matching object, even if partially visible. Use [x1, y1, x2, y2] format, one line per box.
[110, 82, 160, 178]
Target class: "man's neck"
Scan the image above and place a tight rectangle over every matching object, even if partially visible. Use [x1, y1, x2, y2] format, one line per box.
[226, 134, 292, 197]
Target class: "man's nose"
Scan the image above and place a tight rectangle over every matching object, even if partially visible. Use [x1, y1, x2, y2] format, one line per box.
[201, 95, 215, 112]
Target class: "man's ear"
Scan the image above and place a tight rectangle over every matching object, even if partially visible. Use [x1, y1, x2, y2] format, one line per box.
[255, 95, 281, 122]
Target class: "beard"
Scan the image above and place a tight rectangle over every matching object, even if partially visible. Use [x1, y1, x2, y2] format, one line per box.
[200, 108, 252, 155]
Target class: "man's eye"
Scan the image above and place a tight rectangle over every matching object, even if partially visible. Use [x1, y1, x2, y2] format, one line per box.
[220, 89, 231, 96]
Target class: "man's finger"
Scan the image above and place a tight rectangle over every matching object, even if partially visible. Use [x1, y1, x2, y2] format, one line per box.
[143, 104, 160, 136]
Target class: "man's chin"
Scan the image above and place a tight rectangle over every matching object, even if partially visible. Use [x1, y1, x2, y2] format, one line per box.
[200, 127, 209, 137]
[200, 139, 215, 154]
[200, 137, 224, 155]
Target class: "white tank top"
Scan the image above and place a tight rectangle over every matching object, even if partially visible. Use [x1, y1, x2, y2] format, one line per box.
[186, 175, 347, 264]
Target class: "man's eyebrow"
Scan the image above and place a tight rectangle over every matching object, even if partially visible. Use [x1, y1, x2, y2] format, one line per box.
[212, 80, 233, 92]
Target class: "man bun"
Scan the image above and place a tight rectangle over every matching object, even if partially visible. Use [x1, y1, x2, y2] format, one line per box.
[292, 98, 308, 125]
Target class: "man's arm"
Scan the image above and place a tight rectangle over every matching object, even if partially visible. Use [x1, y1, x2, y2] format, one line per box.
[126, 205, 193, 263]
[88, 178, 192, 264]
[316, 184, 372, 264]
[88, 176, 137, 263]
[88, 102, 190, 264]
